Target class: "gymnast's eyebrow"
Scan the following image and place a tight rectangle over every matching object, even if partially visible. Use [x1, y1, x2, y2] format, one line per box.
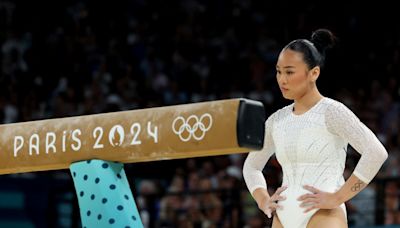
[276, 65, 295, 69]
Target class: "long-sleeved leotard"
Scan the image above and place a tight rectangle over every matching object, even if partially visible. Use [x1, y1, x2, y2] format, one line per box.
[243, 97, 388, 228]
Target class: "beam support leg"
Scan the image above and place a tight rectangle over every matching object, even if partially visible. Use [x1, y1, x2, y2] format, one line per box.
[70, 159, 143, 228]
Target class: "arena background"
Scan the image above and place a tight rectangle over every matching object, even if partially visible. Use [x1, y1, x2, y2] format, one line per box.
[0, 0, 399, 227]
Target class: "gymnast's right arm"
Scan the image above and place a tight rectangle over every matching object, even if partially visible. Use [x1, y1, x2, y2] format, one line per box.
[243, 114, 286, 218]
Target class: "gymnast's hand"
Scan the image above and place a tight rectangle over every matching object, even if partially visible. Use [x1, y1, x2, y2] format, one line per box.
[297, 185, 341, 213]
[256, 186, 287, 218]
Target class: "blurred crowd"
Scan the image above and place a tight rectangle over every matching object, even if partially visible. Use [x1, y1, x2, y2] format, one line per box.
[1, 0, 399, 227]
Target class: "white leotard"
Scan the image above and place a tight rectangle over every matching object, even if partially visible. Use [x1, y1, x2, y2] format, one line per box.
[243, 97, 388, 228]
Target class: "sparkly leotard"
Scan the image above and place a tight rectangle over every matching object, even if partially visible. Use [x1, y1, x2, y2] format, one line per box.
[243, 97, 388, 228]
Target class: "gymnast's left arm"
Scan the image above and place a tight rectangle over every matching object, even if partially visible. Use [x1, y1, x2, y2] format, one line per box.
[298, 101, 388, 212]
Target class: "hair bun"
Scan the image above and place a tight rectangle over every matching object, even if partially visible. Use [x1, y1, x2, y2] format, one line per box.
[311, 28, 336, 55]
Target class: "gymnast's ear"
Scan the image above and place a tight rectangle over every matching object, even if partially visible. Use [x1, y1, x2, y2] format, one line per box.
[309, 66, 320, 82]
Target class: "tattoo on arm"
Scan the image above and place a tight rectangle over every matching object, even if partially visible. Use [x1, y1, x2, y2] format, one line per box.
[351, 180, 365, 192]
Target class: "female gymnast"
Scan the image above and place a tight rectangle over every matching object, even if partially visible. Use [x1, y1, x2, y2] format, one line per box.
[242, 28, 388, 228]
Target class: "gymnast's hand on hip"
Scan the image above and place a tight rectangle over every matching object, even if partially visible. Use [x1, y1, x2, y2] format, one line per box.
[297, 185, 341, 213]
[258, 186, 287, 218]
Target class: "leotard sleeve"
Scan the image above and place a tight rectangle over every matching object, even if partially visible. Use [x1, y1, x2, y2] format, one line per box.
[243, 113, 276, 194]
[325, 101, 388, 184]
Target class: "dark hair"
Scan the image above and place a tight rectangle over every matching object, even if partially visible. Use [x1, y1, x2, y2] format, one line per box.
[283, 29, 336, 69]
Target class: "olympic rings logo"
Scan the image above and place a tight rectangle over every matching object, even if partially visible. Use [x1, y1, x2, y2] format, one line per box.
[172, 113, 213, 142]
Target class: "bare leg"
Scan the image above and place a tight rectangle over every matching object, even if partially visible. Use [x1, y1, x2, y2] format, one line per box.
[307, 207, 347, 228]
[271, 214, 283, 228]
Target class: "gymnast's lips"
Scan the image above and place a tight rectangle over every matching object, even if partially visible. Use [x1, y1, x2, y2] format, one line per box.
[280, 87, 289, 92]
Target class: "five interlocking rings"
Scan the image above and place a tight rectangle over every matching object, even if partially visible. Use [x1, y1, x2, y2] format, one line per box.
[172, 113, 213, 142]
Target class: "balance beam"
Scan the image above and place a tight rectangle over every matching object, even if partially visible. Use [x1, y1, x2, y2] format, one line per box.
[0, 98, 265, 175]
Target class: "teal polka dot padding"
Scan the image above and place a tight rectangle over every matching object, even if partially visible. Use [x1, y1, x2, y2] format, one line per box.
[70, 159, 143, 228]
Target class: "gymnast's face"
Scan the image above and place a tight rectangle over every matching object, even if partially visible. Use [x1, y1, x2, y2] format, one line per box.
[275, 49, 320, 100]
